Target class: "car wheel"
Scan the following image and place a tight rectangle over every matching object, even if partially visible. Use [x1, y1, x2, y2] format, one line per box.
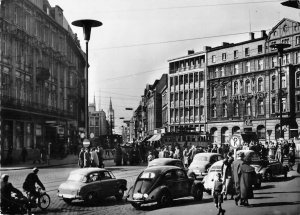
[131, 202, 141, 210]
[265, 171, 272, 181]
[157, 191, 171, 208]
[115, 188, 124, 201]
[190, 173, 196, 180]
[63, 198, 72, 204]
[85, 192, 97, 205]
[193, 186, 203, 201]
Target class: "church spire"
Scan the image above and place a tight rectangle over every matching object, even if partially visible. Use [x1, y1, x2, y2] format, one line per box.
[109, 97, 113, 111]
[93, 93, 96, 110]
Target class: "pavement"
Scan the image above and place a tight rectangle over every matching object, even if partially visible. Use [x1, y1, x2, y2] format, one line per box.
[0, 154, 116, 171]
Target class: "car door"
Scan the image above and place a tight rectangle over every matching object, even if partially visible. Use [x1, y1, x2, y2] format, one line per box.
[175, 169, 190, 198]
[84, 172, 102, 196]
[98, 171, 115, 197]
[163, 170, 181, 198]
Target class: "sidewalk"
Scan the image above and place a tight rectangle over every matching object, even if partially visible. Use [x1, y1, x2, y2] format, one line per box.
[0, 154, 114, 171]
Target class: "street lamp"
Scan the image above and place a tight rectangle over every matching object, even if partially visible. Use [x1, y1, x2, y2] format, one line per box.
[270, 43, 291, 138]
[72, 19, 102, 136]
[281, 0, 300, 9]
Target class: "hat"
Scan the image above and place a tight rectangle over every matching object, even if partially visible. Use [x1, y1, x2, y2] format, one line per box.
[1, 174, 9, 180]
[237, 151, 245, 158]
[33, 167, 39, 173]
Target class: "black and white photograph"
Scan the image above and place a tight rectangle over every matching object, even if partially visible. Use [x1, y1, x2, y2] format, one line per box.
[1, 0, 300, 214]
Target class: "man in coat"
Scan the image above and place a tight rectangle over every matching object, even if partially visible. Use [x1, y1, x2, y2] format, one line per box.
[240, 159, 256, 206]
[231, 151, 245, 206]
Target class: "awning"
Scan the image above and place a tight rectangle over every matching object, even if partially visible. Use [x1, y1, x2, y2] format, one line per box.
[152, 134, 161, 141]
[147, 134, 157, 142]
[241, 132, 258, 143]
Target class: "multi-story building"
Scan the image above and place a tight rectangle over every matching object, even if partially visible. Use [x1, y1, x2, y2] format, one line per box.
[88, 97, 108, 138]
[206, 18, 300, 144]
[0, 0, 86, 161]
[168, 50, 207, 133]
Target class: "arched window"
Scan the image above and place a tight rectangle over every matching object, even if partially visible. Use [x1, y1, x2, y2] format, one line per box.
[257, 125, 265, 139]
[210, 127, 218, 143]
[271, 75, 276, 90]
[234, 102, 239, 116]
[221, 127, 229, 144]
[222, 85, 227, 96]
[232, 126, 240, 134]
[245, 79, 251, 93]
[233, 81, 238, 94]
[212, 104, 217, 118]
[223, 103, 227, 117]
[258, 77, 263, 92]
[246, 101, 251, 115]
[258, 100, 264, 115]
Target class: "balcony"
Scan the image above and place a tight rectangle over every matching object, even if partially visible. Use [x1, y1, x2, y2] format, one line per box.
[175, 85, 179, 91]
[171, 118, 175, 123]
[185, 83, 189, 89]
[175, 101, 179, 107]
[175, 117, 179, 122]
[194, 82, 199, 88]
[180, 84, 184, 90]
[200, 115, 205, 121]
[180, 117, 184, 122]
[190, 117, 194, 122]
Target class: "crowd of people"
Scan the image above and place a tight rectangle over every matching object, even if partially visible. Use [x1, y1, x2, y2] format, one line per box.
[77, 146, 105, 168]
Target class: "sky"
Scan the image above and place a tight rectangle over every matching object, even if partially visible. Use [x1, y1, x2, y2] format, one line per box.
[48, 0, 300, 132]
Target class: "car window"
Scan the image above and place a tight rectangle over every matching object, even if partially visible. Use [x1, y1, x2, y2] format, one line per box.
[88, 172, 99, 182]
[196, 156, 208, 161]
[67, 173, 85, 182]
[176, 170, 186, 179]
[99, 171, 112, 180]
[164, 171, 176, 180]
[175, 161, 183, 168]
[139, 172, 156, 179]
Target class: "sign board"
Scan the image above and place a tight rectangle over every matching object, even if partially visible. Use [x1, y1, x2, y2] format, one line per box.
[83, 138, 90, 148]
[229, 134, 242, 149]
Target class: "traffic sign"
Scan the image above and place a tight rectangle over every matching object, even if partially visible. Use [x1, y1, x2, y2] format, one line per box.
[229, 135, 241, 149]
[83, 138, 90, 148]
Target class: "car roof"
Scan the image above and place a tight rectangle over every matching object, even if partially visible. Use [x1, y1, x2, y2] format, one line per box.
[149, 158, 182, 165]
[70, 167, 107, 175]
[194, 153, 221, 158]
[144, 165, 182, 174]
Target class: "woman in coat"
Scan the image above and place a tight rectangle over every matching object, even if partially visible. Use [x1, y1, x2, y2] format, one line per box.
[240, 159, 256, 206]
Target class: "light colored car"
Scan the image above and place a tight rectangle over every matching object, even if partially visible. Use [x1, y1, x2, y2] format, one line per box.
[202, 160, 224, 193]
[187, 153, 223, 179]
[57, 168, 127, 205]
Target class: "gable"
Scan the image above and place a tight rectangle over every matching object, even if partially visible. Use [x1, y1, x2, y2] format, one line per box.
[268, 18, 300, 41]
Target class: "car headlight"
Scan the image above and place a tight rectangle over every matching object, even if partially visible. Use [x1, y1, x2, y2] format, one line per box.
[143, 194, 148, 199]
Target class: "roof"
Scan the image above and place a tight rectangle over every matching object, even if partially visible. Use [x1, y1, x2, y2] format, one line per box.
[144, 165, 181, 174]
[194, 153, 221, 158]
[148, 158, 182, 166]
[70, 167, 107, 175]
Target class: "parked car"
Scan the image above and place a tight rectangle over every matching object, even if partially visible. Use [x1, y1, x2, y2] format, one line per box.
[57, 168, 127, 205]
[148, 158, 185, 169]
[239, 150, 289, 181]
[187, 153, 223, 179]
[202, 159, 262, 193]
[126, 166, 204, 209]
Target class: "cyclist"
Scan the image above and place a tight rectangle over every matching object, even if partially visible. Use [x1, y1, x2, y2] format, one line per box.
[23, 167, 45, 206]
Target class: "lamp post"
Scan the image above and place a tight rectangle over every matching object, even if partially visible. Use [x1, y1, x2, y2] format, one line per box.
[72, 19, 102, 137]
[270, 43, 291, 138]
[281, 0, 300, 9]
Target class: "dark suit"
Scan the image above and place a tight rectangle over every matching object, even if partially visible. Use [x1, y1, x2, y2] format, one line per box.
[231, 158, 244, 202]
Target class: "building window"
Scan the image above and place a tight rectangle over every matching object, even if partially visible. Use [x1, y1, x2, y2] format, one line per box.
[221, 67, 225, 77]
[246, 61, 250, 73]
[282, 98, 287, 112]
[257, 125, 266, 139]
[234, 81, 238, 94]
[271, 41, 276, 51]
[214, 68, 218, 78]
[246, 101, 251, 115]
[234, 64, 239, 74]
[212, 55, 216, 63]
[234, 50, 238, 59]
[282, 73, 286, 88]
[272, 98, 276, 113]
[296, 52, 300, 64]
[296, 72, 300, 87]
[234, 102, 239, 116]
[271, 75, 276, 90]
[258, 77, 263, 92]
[297, 95, 300, 111]
[272, 56, 277, 68]
[212, 86, 216, 97]
[258, 100, 264, 115]
[296, 36, 300, 45]
[245, 47, 249, 56]
[222, 85, 227, 96]
[222, 53, 227, 61]
[223, 103, 228, 117]
[282, 54, 290, 65]
[258, 45, 263, 54]
[258, 59, 264, 70]
[282, 38, 289, 44]
[245, 80, 251, 93]
[212, 104, 217, 118]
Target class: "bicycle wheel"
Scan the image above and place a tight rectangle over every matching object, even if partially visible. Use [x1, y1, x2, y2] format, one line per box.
[38, 193, 50, 210]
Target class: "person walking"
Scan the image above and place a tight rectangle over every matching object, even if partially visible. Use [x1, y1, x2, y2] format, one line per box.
[147, 151, 154, 163]
[84, 148, 91, 168]
[212, 172, 225, 215]
[221, 152, 234, 200]
[183, 146, 189, 168]
[240, 158, 256, 206]
[78, 148, 84, 168]
[21, 147, 28, 163]
[97, 145, 104, 168]
[90, 147, 99, 167]
[231, 151, 245, 206]
[275, 143, 283, 163]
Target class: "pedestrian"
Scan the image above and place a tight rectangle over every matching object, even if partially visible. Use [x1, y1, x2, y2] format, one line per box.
[84, 148, 91, 168]
[97, 145, 104, 168]
[78, 148, 84, 168]
[163, 146, 170, 158]
[275, 143, 283, 163]
[32, 147, 41, 164]
[222, 152, 234, 200]
[183, 146, 189, 168]
[147, 151, 154, 163]
[288, 146, 295, 170]
[240, 158, 256, 206]
[188, 145, 197, 165]
[212, 172, 225, 215]
[231, 151, 245, 206]
[21, 147, 28, 163]
[90, 147, 99, 167]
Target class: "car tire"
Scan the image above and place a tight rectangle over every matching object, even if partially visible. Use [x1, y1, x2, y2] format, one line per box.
[265, 171, 272, 181]
[63, 198, 72, 204]
[115, 188, 124, 201]
[193, 186, 203, 201]
[157, 191, 171, 208]
[85, 192, 97, 205]
[131, 202, 141, 210]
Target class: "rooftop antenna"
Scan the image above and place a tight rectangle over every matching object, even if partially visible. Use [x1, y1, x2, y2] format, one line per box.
[249, 9, 252, 32]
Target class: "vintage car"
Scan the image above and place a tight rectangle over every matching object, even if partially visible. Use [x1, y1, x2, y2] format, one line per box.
[187, 153, 223, 179]
[202, 159, 262, 193]
[239, 150, 289, 181]
[148, 158, 185, 169]
[126, 166, 204, 209]
[57, 168, 127, 205]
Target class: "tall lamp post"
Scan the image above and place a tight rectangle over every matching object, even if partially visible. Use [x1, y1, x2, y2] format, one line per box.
[72, 19, 102, 137]
[270, 43, 291, 138]
[281, 0, 300, 9]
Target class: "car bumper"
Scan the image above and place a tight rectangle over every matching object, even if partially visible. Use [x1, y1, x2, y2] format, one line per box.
[57, 193, 82, 200]
[127, 197, 156, 205]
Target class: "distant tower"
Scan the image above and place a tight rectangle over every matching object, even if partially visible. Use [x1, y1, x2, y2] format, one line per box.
[108, 97, 115, 135]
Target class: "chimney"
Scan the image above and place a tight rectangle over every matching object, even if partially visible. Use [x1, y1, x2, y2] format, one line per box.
[249, 32, 255, 40]
[261, 30, 267, 38]
[222, 42, 230, 46]
[188, 50, 194, 55]
[203, 46, 211, 51]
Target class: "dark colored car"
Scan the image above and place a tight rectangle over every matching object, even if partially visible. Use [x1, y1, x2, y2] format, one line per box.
[57, 168, 127, 205]
[126, 166, 204, 209]
[239, 150, 289, 182]
[148, 158, 185, 169]
[187, 153, 223, 179]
